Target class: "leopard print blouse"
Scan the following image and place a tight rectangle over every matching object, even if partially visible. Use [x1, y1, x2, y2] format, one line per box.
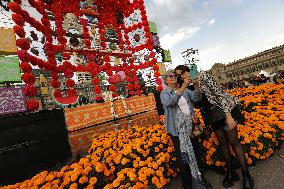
[199, 71, 239, 113]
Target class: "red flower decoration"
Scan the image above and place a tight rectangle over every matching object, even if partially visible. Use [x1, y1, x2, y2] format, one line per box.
[125, 76, 131, 83]
[156, 78, 162, 85]
[95, 95, 103, 102]
[157, 85, 163, 92]
[154, 71, 161, 78]
[51, 72, 59, 80]
[14, 0, 22, 4]
[132, 76, 138, 82]
[24, 85, 37, 96]
[108, 85, 117, 92]
[84, 40, 91, 48]
[101, 42, 107, 49]
[112, 93, 118, 98]
[66, 79, 75, 88]
[16, 39, 30, 50]
[92, 78, 100, 85]
[129, 91, 135, 96]
[136, 90, 142, 96]
[27, 99, 39, 111]
[127, 83, 134, 91]
[18, 50, 30, 62]
[12, 14, 25, 27]
[13, 25, 25, 38]
[20, 62, 32, 73]
[94, 86, 102, 94]
[150, 51, 156, 58]
[106, 70, 113, 76]
[153, 64, 159, 71]
[134, 83, 140, 90]
[21, 73, 35, 85]
[51, 79, 61, 88]
[108, 74, 121, 85]
[8, 2, 22, 14]
[68, 89, 77, 97]
[64, 71, 74, 78]
[54, 89, 62, 98]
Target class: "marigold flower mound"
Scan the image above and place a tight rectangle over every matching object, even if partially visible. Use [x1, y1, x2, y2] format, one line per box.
[200, 84, 284, 168]
[1, 125, 177, 189]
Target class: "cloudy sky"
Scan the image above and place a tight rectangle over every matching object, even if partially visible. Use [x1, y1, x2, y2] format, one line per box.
[145, 0, 284, 70]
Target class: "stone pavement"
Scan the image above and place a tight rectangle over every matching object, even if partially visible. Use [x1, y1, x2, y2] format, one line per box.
[165, 146, 284, 189]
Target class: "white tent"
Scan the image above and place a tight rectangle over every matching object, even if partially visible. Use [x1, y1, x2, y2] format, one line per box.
[258, 70, 270, 77]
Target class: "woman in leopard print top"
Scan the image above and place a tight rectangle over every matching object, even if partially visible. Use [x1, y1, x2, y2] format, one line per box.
[175, 65, 254, 189]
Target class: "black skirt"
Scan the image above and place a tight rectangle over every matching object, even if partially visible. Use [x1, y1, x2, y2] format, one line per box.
[210, 105, 245, 131]
[196, 94, 245, 131]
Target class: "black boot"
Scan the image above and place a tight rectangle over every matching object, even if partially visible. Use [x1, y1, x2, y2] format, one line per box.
[242, 172, 254, 189]
[223, 170, 240, 188]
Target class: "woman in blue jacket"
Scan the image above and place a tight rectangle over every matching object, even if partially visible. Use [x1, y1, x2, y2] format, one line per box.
[160, 70, 207, 189]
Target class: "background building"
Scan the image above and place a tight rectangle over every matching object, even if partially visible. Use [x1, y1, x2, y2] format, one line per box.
[210, 44, 284, 84]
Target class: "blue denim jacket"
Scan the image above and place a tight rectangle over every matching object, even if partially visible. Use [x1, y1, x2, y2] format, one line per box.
[160, 88, 202, 136]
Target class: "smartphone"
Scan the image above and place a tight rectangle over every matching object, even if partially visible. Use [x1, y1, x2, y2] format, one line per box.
[189, 64, 198, 80]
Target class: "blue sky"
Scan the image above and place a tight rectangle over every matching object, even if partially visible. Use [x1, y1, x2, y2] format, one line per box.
[145, 0, 284, 70]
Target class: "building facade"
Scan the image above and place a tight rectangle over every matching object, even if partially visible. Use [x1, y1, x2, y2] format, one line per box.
[210, 44, 284, 84]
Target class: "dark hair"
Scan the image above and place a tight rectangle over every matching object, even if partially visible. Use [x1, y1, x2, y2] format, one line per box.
[175, 65, 190, 72]
[174, 65, 190, 86]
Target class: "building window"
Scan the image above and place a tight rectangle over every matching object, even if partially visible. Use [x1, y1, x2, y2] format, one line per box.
[257, 63, 263, 69]
[264, 62, 270, 68]
[246, 67, 251, 73]
[271, 60, 277, 66]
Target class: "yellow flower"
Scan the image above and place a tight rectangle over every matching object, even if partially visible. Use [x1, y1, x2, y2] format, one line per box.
[79, 176, 88, 184]
[95, 163, 105, 173]
[89, 177, 97, 185]
[69, 183, 78, 189]
[121, 158, 130, 165]
[155, 147, 160, 153]
[112, 179, 121, 187]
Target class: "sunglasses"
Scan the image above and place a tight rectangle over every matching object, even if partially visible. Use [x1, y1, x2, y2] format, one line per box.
[168, 74, 177, 78]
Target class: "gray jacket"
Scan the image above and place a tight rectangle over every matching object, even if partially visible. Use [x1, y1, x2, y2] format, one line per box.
[160, 88, 202, 136]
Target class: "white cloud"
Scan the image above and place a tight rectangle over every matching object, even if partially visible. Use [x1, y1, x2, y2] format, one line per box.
[146, 0, 198, 35]
[200, 44, 225, 58]
[208, 19, 216, 27]
[160, 27, 200, 49]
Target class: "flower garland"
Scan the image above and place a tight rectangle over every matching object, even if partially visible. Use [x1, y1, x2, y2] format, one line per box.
[9, 0, 162, 110]
[80, 18, 91, 48]
[9, 1, 40, 111]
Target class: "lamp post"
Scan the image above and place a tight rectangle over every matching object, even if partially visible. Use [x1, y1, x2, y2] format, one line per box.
[181, 48, 199, 66]
[181, 48, 200, 74]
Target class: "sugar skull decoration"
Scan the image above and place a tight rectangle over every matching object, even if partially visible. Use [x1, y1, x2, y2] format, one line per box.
[62, 13, 84, 49]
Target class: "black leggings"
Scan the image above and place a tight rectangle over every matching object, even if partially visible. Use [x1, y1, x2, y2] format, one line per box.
[211, 119, 249, 174]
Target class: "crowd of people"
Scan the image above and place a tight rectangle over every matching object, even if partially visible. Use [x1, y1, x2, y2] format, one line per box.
[159, 65, 255, 189]
[223, 70, 284, 89]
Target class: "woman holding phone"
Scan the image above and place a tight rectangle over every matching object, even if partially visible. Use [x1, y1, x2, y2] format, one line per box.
[175, 65, 254, 189]
[160, 70, 210, 189]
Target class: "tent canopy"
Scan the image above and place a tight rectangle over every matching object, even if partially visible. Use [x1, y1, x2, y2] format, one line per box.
[258, 70, 270, 77]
